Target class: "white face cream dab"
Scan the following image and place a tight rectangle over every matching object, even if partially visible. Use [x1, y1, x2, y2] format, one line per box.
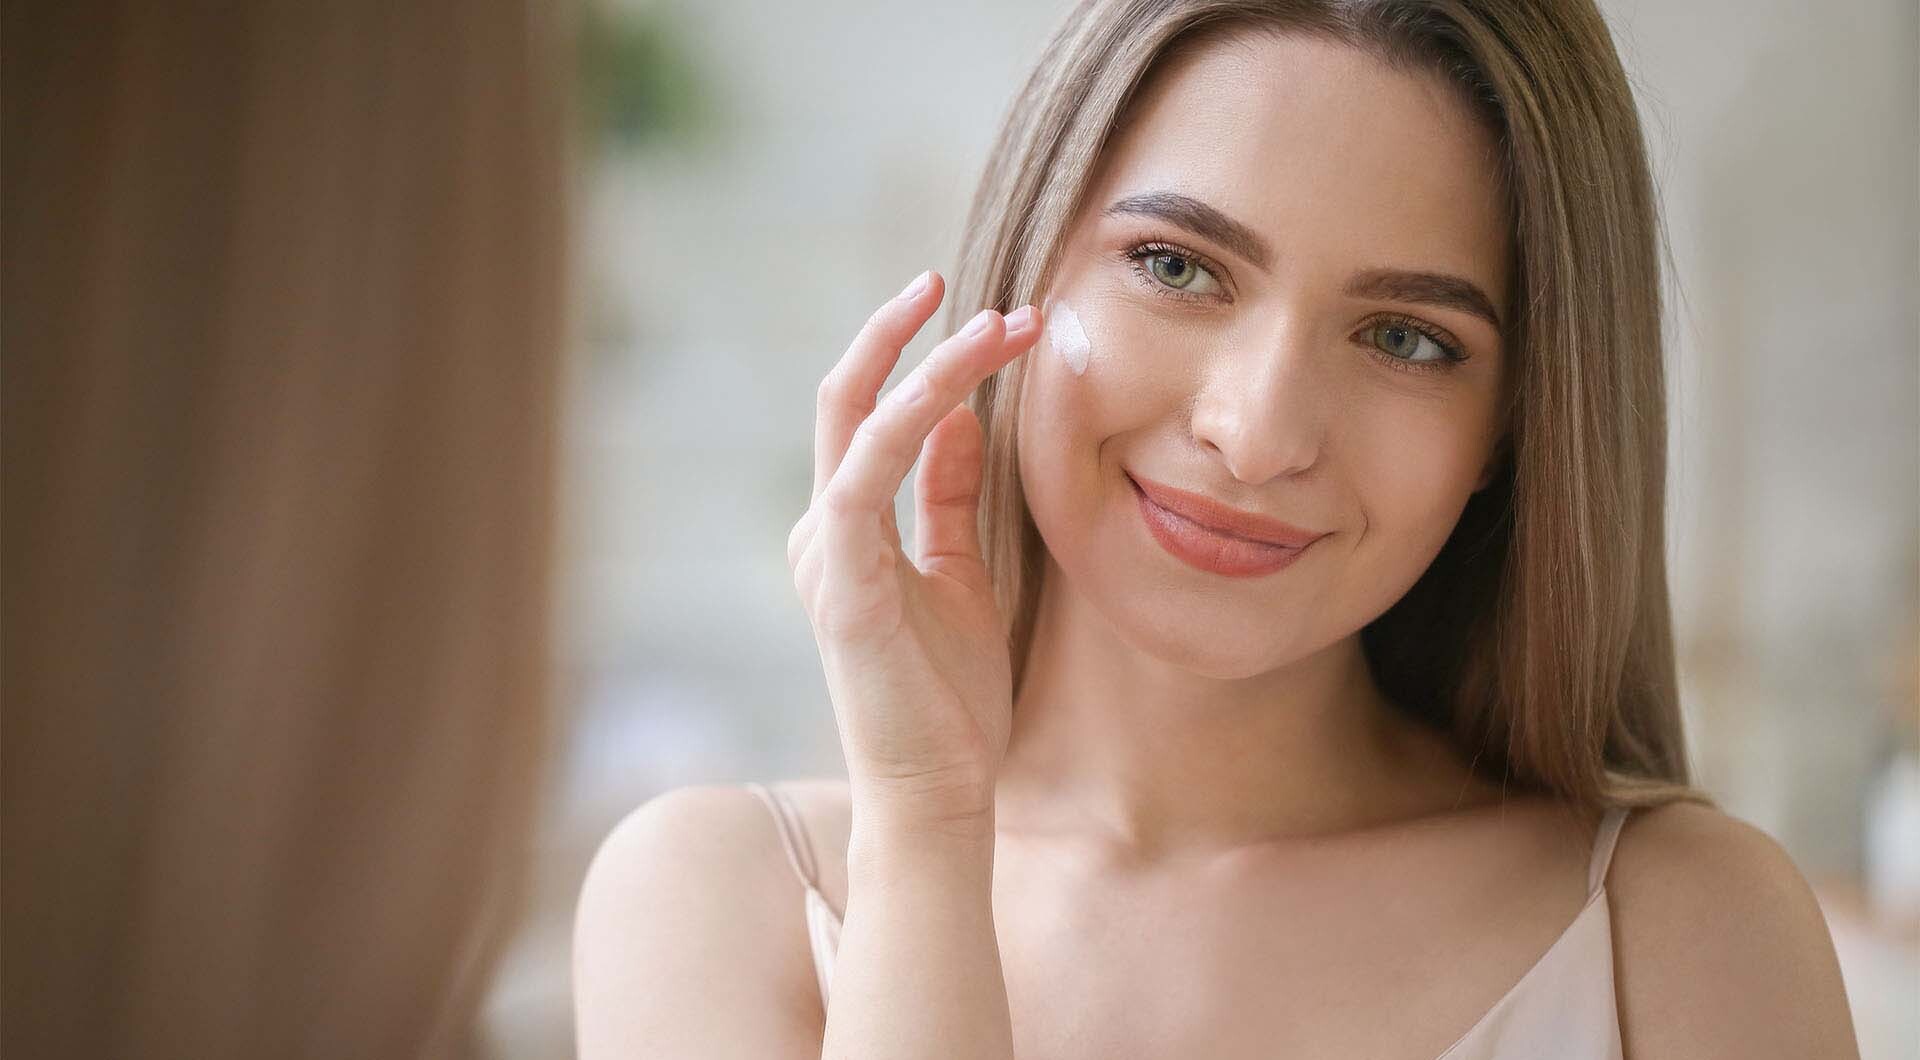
[1044, 297, 1092, 377]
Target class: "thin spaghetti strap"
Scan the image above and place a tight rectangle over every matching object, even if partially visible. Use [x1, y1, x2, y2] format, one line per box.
[1586, 805, 1632, 896]
[744, 781, 821, 891]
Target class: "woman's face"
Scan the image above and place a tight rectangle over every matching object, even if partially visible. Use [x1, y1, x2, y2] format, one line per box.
[1018, 31, 1512, 679]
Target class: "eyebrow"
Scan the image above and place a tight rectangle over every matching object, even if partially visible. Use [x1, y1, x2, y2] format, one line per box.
[1104, 191, 1274, 271]
[1101, 190, 1505, 330]
[1344, 268, 1504, 331]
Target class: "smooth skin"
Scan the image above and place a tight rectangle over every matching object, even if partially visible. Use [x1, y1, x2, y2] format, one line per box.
[575, 31, 1860, 1060]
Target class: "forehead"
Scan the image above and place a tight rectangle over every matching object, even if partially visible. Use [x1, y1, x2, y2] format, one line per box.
[1090, 31, 1511, 298]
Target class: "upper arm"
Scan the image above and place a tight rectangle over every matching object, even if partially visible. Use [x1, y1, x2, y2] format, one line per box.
[573, 784, 822, 1059]
[1608, 802, 1861, 1060]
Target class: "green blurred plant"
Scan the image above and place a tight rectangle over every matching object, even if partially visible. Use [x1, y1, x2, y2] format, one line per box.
[578, 3, 712, 152]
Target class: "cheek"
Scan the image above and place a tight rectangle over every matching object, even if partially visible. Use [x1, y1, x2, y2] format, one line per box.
[1025, 294, 1197, 430]
[1020, 295, 1153, 450]
[1308, 392, 1497, 642]
[1017, 298, 1186, 543]
[1014, 322, 1101, 541]
[1344, 394, 1494, 559]
[1044, 299, 1092, 376]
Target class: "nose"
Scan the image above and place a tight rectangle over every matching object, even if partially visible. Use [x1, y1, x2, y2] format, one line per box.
[1189, 323, 1329, 484]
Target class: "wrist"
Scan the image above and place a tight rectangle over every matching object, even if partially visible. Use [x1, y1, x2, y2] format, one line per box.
[849, 792, 995, 842]
[846, 813, 996, 896]
[848, 770, 996, 833]
[847, 784, 995, 873]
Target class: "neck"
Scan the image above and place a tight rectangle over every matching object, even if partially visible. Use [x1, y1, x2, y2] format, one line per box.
[994, 554, 1486, 861]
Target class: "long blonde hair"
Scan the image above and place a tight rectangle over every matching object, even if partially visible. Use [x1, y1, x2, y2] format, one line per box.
[946, 0, 1711, 812]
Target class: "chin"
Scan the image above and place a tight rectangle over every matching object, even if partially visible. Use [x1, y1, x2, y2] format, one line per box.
[1071, 558, 1330, 681]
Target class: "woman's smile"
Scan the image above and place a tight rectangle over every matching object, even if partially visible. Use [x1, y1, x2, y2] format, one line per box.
[1126, 469, 1325, 578]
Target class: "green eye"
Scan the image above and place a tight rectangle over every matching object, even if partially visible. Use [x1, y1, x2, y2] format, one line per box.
[1126, 242, 1223, 297]
[1149, 253, 1198, 289]
[1367, 320, 1461, 364]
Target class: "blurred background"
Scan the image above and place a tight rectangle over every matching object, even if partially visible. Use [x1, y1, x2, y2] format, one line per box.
[4, 1, 1915, 1058]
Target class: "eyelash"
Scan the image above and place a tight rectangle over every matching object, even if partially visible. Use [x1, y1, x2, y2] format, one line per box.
[1365, 313, 1470, 373]
[1117, 239, 1471, 374]
[1121, 240, 1225, 303]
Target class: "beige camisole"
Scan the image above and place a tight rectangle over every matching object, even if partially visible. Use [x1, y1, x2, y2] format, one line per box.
[745, 781, 1631, 1059]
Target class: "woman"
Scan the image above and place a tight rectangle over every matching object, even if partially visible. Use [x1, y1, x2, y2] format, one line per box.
[575, 1, 1860, 1056]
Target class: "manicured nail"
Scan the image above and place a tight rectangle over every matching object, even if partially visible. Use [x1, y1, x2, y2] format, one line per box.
[960, 309, 997, 338]
[1004, 305, 1036, 334]
[897, 270, 932, 301]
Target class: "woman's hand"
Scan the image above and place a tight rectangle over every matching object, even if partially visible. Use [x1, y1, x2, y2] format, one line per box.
[787, 270, 1039, 834]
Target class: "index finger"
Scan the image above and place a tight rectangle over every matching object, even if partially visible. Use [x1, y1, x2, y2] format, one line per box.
[813, 270, 944, 503]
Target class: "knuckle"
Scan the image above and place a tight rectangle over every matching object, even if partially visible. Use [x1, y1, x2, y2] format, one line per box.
[818, 370, 875, 418]
[789, 505, 832, 569]
[812, 579, 900, 639]
[855, 426, 907, 472]
[898, 360, 938, 401]
[840, 313, 891, 366]
[786, 521, 809, 568]
[821, 484, 864, 519]
[859, 303, 897, 340]
[850, 417, 885, 453]
[790, 552, 816, 599]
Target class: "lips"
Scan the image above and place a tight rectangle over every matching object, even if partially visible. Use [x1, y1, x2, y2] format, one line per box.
[1125, 471, 1326, 579]
[1125, 472, 1323, 548]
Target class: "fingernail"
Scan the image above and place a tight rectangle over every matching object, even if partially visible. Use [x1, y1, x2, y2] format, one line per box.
[896, 270, 932, 302]
[961, 309, 997, 338]
[1004, 305, 1036, 334]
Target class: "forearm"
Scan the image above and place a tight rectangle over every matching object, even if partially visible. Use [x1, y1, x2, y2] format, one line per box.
[820, 814, 1013, 1060]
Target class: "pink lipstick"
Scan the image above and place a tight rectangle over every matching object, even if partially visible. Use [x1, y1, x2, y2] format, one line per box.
[1126, 471, 1323, 578]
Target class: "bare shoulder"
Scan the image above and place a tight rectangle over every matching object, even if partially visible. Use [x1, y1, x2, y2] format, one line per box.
[1607, 800, 1860, 1060]
[572, 782, 830, 1059]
